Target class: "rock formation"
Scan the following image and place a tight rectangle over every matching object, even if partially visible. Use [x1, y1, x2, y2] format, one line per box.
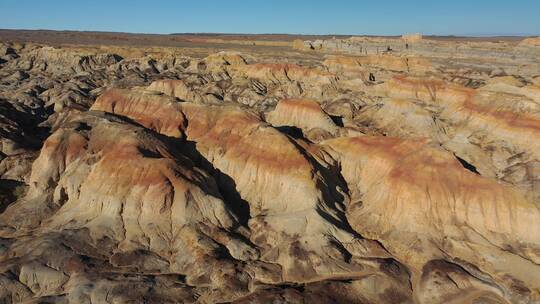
[401, 33, 423, 43]
[0, 35, 540, 303]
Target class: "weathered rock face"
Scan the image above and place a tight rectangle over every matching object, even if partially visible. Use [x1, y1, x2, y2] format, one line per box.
[368, 75, 540, 201]
[297, 36, 540, 77]
[353, 98, 443, 138]
[0, 116, 261, 302]
[91, 88, 400, 289]
[401, 33, 423, 43]
[232, 63, 335, 84]
[519, 37, 540, 47]
[324, 54, 435, 79]
[147, 79, 205, 103]
[1, 37, 540, 303]
[266, 98, 339, 141]
[323, 136, 540, 302]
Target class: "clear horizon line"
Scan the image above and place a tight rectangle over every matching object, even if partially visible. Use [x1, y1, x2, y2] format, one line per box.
[0, 27, 537, 38]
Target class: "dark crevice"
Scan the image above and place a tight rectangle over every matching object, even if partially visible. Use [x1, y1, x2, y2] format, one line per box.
[275, 125, 305, 140]
[275, 283, 306, 292]
[86, 110, 251, 227]
[379, 258, 412, 289]
[422, 259, 503, 293]
[328, 239, 353, 263]
[454, 155, 480, 175]
[181, 140, 251, 228]
[329, 115, 344, 127]
[283, 135, 359, 236]
[0, 179, 26, 213]
[137, 147, 162, 159]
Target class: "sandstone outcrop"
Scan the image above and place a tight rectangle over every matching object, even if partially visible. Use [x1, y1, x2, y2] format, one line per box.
[519, 37, 540, 47]
[323, 55, 435, 82]
[401, 33, 423, 42]
[91, 88, 402, 288]
[266, 98, 339, 141]
[323, 136, 540, 303]
[1, 36, 540, 303]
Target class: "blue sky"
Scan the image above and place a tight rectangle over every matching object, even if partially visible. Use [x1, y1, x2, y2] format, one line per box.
[1, 0, 539, 36]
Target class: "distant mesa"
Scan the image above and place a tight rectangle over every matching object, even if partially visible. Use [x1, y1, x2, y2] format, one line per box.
[520, 36, 540, 46]
[401, 33, 423, 42]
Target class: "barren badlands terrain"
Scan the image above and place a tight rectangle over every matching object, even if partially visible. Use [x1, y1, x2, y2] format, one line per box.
[0, 30, 540, 303]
